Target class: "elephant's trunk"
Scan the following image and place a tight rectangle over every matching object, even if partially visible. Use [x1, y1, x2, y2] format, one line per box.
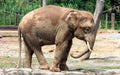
[70, 41, 93, 58]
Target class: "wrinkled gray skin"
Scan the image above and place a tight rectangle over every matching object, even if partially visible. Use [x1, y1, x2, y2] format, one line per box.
[17, 5, 95, 72]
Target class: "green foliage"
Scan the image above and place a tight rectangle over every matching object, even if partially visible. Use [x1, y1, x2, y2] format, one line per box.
[84, 1, 95, 13]
[47, 0, 95, 12]
[0, 0, 41, 25]
[105, 0, 112, 10]
[100, 13, 120, 30]
[0, 0, 119, 30]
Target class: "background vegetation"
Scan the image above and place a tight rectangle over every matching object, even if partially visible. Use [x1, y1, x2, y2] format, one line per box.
[0, 0, 120, 29]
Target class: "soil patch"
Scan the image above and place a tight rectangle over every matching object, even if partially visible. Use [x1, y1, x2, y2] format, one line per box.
[0, 30, 120, 70]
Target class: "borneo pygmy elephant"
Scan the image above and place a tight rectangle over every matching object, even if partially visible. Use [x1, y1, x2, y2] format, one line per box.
[17, 5, 95, 72]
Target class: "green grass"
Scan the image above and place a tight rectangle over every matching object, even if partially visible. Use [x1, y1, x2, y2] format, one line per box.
[70, 64, 120, 70]
[101, 66, 120, 69]
[68, 57, 120, 70]
[0, 56, 53, 68]
[0, 56, 120, 70]
[0, 56, 17, 68]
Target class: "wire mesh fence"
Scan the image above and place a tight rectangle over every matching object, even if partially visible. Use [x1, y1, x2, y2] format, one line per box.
[0, 10, 119, 30]
[100, 13, 120, 30]
[0, 10, 24, 26]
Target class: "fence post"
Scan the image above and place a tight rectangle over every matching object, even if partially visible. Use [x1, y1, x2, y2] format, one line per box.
[4, 9, 7, 25]
[0, 11, 1, 22]
[10, 10, 12, 25]
[15, 11, 19, 26]
[105, 13, 108, 29]
[111, 13, 115, 30]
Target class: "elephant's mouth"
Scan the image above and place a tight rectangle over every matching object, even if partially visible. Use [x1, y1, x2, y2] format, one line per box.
[79, 37, 85, 40]
[76, 35, 85, 40]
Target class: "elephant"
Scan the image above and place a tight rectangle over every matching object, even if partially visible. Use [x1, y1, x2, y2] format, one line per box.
[17, 5, 95, 72]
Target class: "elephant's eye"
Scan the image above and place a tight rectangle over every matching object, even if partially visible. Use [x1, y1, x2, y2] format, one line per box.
[81, 18, 87, 23]
[84, 27, 91, 34]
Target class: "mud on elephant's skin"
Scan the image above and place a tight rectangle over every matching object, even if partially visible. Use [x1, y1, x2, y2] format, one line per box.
[17, 5, 95, 72]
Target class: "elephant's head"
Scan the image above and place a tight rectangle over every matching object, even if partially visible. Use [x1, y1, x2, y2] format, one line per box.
[65, 10, 95, 58]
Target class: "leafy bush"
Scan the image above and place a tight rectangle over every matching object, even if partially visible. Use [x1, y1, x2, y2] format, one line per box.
[0, 0, 119, 30]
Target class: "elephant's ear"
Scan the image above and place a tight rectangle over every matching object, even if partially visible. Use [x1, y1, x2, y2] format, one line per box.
[65, 11, 79, 30]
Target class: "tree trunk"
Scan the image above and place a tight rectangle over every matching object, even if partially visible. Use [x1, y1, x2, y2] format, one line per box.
[81, 0, 105, 60]
[94, 0, 104, 34]
[41, 0, 46, 7]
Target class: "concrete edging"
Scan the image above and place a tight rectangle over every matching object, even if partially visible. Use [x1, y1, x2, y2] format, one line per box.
[0, 68, 120, 75]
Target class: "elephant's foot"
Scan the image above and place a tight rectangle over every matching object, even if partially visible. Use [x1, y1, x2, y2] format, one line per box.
[50, 66, 61, 72]
[40, 65, 50, 70]
[23, 63, 31, 68]
[59, 64, 69, 71]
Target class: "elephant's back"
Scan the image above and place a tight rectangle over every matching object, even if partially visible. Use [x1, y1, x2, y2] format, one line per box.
[31, 5, 70, 25]
[18, 5, 71, 33]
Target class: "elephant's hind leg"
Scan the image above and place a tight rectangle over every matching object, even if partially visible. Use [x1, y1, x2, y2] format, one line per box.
[33, 46, 50, 70]
[24, 41, 34, 68]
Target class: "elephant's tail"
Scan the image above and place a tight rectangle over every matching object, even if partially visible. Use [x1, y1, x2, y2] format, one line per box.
[17, 27, 22, 68]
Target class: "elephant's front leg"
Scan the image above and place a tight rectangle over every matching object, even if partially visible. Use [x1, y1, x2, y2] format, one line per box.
[59, 40, 72, 70]
[50, 40, 72, 72]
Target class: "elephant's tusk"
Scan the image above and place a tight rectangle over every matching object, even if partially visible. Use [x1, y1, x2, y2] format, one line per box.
[87, 41, 93, 52]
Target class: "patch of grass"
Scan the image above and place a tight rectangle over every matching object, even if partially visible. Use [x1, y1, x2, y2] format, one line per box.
[70, 64, 120, 70]
[0, 56, 53, 68]
[32, 57, 38, 64]
[0, 56, 17, 68]
[101, 66, 120, 69]
[68, 58, 120, 70]
[0, 56, 120, 70]
[32, 57, 53, 65]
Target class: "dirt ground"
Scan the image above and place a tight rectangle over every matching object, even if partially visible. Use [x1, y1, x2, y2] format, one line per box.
[0, 30, 120, 70]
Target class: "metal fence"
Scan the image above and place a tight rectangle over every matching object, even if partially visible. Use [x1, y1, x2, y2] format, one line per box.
[0, 10, 24, 26]
[100, 13, 120, 30]
[0, 10, 120, 30]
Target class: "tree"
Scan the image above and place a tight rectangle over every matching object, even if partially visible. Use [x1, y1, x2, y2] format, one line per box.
[41, 0, 46, 7]
[80, 0, 105, 60]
